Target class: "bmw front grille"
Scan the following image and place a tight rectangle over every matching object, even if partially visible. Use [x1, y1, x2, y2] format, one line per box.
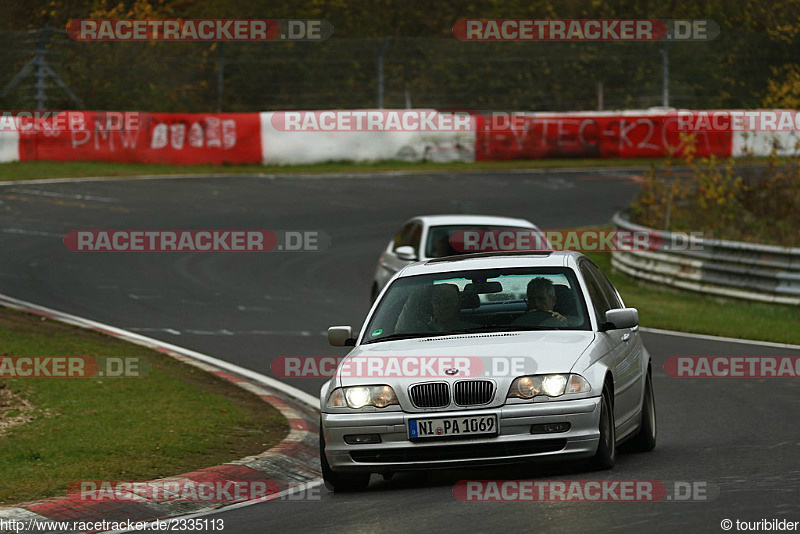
[409, 382, 449, 408]
[454, 380, 495, 406]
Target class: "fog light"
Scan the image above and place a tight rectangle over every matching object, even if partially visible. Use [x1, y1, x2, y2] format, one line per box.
[344, 434, 382, 445]
[530, 422, 571, 434]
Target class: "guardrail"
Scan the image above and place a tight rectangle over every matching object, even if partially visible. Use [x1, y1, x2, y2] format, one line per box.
[611, 212, 800, 306]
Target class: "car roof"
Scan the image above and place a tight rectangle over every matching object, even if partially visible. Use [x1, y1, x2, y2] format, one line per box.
[410, 214, 537, 228]
[397, 250, 586, 277]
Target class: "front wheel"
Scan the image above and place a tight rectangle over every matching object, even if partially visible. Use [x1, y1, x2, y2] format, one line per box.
[627, 371, 657, 452]
[589, 386, 616, 470]
[320, 426, 370, 492]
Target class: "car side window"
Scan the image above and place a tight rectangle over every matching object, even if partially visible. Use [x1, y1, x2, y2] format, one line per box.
[393, 222, 415, 251]
[579, 261, 613, 325]
[408, 223, 422, 256]
[586, 262, 623, 309]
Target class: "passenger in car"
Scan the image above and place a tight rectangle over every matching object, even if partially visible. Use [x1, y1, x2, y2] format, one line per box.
[513, 277, 567, 327]
[395, 285, 433, 333]
[430, 283, 471, 331]
[430, 233, 457, 258]
[395, 283, 473, 334]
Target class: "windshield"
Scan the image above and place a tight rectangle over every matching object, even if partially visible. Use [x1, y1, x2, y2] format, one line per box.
[363, 267, 590, 343]
[425, 225, 547, 258]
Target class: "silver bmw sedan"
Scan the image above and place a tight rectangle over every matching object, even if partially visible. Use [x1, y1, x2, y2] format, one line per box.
[321, 250, 656, 491]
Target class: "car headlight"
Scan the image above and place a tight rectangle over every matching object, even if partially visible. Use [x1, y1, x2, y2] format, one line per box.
[542, 374, 568, 396]
[326, 385, 399, 409]
[507, 374, 591, 399]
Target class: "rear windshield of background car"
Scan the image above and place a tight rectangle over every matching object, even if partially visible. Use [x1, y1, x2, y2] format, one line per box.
[425, 225, 543, 258]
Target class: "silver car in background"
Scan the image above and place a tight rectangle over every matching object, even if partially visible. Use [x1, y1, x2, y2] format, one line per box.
[371, 215, 547, 301]
[321, 251, 656, 491]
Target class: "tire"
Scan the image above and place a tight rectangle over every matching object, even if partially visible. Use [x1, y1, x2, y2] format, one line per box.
[589, 385, 616, 470]
[320, 425, 370, 492]
[627, 371, 657, 452]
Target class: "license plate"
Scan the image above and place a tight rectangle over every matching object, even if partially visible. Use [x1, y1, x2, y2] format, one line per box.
[408, 414, 498, 439]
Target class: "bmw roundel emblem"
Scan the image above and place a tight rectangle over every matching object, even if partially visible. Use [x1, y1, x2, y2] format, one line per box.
[445, 368, 459, 376]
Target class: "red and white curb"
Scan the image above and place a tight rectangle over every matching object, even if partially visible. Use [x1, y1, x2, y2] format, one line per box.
[0, 293, 321, 531]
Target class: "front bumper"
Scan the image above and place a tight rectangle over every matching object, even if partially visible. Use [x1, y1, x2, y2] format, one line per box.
[322, 397, 601, 472]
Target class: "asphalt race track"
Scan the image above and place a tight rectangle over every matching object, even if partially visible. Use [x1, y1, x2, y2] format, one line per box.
[1, 169, 799, 533]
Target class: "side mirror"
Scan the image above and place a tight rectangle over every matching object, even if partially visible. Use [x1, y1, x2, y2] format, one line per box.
[328, 326, 356, 347]
[603, 308, 639, 330]
[394, 246, 417, 261]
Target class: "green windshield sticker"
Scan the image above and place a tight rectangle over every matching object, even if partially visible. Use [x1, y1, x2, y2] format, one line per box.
[371, 328, 383, 337]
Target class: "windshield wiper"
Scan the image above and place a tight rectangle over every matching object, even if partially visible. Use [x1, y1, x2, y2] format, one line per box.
[363, 331, 456, 344]
[460, 324, 552, 333]
[365, 325, 554, 344]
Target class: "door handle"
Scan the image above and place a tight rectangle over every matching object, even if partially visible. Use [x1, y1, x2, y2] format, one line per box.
[622, 333, 631, 342]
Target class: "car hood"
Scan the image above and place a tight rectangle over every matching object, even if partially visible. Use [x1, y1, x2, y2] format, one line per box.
[337, 330, 595, 392]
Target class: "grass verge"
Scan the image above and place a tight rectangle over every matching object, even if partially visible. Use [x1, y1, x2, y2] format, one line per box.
[0, 306, 288, 505]
[585, 250, 800, 346]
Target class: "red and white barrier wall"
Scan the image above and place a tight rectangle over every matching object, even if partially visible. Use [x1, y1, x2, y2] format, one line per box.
[259, 111, 476, 164]
[475, 110, 726, 160]
[0, 111, 262, 165]
[473, 110, 799, 160]
[0, 109, 797, 165]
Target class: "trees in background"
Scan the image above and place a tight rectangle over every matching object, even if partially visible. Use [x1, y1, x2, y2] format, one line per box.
[0, 0, 796, 111]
